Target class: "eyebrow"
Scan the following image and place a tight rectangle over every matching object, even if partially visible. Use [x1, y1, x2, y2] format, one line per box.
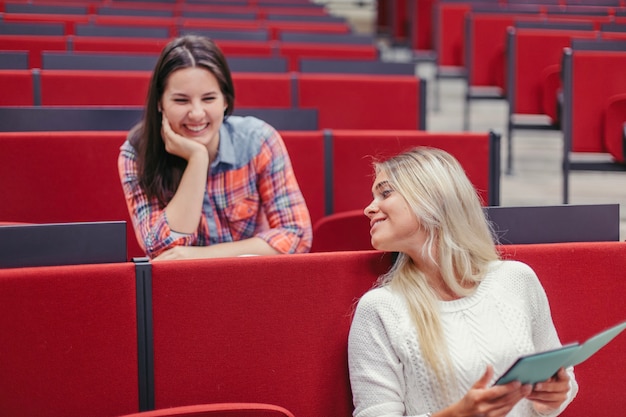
[170, 90, 219, 97]
[373, 180, 390, 193]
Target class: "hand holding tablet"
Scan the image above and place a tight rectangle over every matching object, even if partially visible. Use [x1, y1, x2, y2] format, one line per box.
[495, 320, 626, 385]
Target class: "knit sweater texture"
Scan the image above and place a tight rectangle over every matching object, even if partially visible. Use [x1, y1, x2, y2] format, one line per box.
[348, 260, 578, 417]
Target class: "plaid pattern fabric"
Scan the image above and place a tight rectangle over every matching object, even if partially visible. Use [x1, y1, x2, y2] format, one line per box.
[118, 116, 312, 258]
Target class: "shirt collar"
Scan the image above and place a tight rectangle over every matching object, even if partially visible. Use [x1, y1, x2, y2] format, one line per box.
[212, 121, 236, 168]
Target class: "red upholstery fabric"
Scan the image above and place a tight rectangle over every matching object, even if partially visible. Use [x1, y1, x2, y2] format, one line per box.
[2, 242, 626, 417]
[180, 19, 263, 34]
[176, 5, 258, 16]
[4, 69, 422, 131]
[468, 13, 517, 90]
[278, 42, 376, 72]
[40, 69, 151, 106]
[540, 64, 561, 124]
[513, 29, 597, 117]
[570, 50, 626, 152]
[0, 262, 139, 417]
[281, 130, 326, 224]
[149, 251, 393, 417]
[0, 69, 34, 105]
[603, 93, 626, 163]
[331, 130, 493, 213]
[216, 40, 274, 58]
[116, 403, 295, 417]
[72, 36, 170, 54]
[435, 3, 471, 67]
[94, 1, 173, 16]
[91, 15, 178, 37]
[500, 242, 626, 417]
[1, 13, 89, 36]
[413, 0, 435, 50]
[259, 6, 332, 19]
[0, 34, 66, 69]
[298, 74, 419, 129]
[389, 0, 409, 42]
[3, 70, 293, 108]
[601, 31, 626, 41]
[0, 129, 495, 258]
[268, 21, 351, 42]
[311, 209, 371, 252]
[232, 73, 293, 108]
[0, 131, 145, 259]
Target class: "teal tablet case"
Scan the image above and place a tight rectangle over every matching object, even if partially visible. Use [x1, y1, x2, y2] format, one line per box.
[495, 320, 626, 385]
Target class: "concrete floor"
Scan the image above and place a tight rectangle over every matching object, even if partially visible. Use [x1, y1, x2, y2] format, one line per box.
[325, 0, 626, 239]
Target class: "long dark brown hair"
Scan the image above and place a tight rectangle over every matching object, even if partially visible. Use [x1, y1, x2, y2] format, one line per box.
[129, 35, 235, 207]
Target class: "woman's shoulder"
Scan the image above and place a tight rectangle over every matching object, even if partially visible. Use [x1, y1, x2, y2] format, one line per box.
[352, 286, 409, 337]
[356, 286, 403, 315]
[223, 115, 279, 151]
[493, 259, 537, 276]
[119, 137, 137, 157]
[489, 259, 544, 294]
[224, 115, 272, 135]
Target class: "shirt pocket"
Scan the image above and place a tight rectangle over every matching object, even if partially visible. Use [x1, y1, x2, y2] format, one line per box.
[224, 195, 260, 238]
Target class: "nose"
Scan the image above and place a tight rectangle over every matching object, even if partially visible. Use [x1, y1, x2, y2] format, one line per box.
[187, 101, 204, 119]
[364, 200, 377, 218]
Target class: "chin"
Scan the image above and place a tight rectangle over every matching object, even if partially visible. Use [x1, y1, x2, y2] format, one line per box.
[370, 239, 386, 252]
[188, 132, 214, 146]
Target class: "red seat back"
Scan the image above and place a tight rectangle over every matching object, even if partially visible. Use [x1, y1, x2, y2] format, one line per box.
[311, 209, 371, 252]
[569, 50, 626, 152]
[297, 74, 420, 129]
[0, 131, 144, 259]
[330, 130, 494, 214]
[0, 34, 67, 68]
[150, 251, 393, 417]
[0, 69, 34, 105]
[603, 93, 626, 163]
[278, 42, 377, 71]
[511, 28, 597, 117]
[233, 73, 293, 108]
[40, 69, 151, 105]
[0, 262, 139, 417]
[501, 242, 626, 417]
[281, 130, 326, 224]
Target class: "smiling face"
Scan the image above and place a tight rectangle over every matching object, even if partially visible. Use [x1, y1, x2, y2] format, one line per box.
[364, 170, 427, 255]
[160, 66, 227, 156]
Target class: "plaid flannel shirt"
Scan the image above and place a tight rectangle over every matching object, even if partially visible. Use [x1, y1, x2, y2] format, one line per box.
[118, 116, 312, 258]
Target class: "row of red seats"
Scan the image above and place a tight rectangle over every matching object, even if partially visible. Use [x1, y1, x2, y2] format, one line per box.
[0, 130, 499, 259]
[2, 242, 625, 416]
[0, 0, 332, 18]
[376, 0, 626, 56]
[0, 34, 379, 70]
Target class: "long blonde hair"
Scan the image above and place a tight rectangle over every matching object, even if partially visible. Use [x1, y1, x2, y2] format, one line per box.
[375, 147, 499, 387]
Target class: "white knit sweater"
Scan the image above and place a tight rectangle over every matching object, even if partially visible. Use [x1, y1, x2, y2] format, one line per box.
[348, 260, 578, 417]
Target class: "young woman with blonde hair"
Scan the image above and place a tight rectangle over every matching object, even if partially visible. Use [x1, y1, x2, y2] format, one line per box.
[348, 147, 577, 417]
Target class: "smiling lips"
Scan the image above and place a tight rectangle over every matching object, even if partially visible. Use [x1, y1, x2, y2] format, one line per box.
[369, 218, 386, 234]
[186, 123, 209, 133]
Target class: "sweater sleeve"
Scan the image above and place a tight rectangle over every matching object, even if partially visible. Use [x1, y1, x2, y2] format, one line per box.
[348, 288, 432, 417]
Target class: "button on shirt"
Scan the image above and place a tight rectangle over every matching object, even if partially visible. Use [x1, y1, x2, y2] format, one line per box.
[118, 116, 312, 258]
